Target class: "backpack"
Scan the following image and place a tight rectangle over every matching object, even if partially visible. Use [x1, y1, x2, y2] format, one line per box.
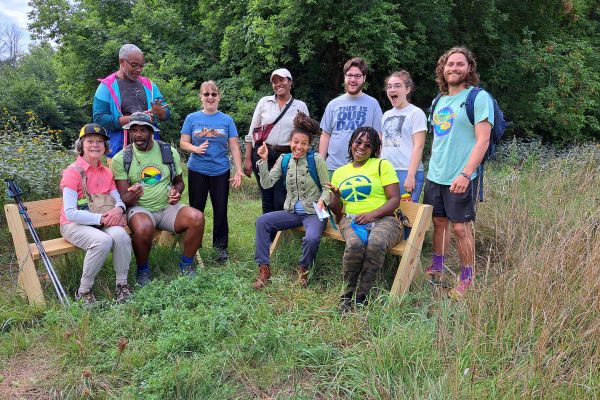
[428, 87, 507, 201]
[122, 141, 176, 184]
[281, 150, 321, 191]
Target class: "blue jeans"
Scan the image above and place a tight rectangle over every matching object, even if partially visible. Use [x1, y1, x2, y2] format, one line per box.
[396, 170, 425, 202]
[255, 210, 326, 268]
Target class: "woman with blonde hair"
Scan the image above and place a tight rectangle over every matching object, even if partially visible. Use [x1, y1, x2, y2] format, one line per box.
[180, 80, 243, 263]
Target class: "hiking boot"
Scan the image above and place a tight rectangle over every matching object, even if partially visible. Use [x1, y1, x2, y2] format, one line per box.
[179, 263, 196, 277]
[253, 264, 271, 290]
[425, 264, 444, 285]
[355, 293, 369, 308]
[448, 277, 473, 300]
[75, 289, 96, 305]
[339, 291, 354, 314]
[216, 248, 228, 264]
[115, 283, 133, 303]
[297, 266, 309, 288]
[135, 269, 152, 287]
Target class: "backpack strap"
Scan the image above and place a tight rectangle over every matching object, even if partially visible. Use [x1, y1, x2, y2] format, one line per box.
[156, 140, 176, 184]
[306, 150, 322, 191]
[427, 93, 443, 135]
[464, 87, 482, 126]
[281, 153, 292, 180]
[122, 144, 133, 179]
[68, 165, 91, 199]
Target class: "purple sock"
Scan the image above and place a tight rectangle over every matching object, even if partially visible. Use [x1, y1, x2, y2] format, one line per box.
[432, 254, 444, 271]
[460, 266, 473, 281]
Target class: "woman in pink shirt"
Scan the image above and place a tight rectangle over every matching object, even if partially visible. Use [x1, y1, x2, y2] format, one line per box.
[60, 124, 132, 305]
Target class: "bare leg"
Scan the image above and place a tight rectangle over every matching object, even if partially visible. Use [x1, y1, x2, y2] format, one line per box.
[174, 206, 205, 258]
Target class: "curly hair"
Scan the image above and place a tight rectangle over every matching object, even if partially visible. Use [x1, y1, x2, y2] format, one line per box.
[384, 70, 415, 101]
[435, 46, 480, 94]
[291, 111, 320, 142]
[347, 126, 381, 161]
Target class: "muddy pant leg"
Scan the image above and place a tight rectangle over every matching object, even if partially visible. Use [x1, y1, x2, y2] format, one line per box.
[339, 216, 366, 294]
[356, 216, 402, 298]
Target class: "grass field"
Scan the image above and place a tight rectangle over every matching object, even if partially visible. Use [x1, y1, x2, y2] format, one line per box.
[0, 142, 598, 399]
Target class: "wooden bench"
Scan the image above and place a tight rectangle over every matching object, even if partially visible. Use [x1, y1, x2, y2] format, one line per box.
[269, 201, 432, 302]
[4, 197, 199, 306]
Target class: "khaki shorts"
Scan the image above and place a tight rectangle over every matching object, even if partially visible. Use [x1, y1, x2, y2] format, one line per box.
[127, 203, 185, 232]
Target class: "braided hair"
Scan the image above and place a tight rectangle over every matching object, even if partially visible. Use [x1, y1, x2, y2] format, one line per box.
[346, 126, 381, 161]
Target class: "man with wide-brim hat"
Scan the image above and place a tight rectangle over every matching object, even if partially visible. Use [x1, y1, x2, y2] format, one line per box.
[111, 112, 205, 286]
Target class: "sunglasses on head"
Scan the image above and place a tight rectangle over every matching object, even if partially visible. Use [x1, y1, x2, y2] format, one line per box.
[202, 92, 218, 97]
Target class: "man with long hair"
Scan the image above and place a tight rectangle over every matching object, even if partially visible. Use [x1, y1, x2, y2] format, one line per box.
[424, 46, 494, 299]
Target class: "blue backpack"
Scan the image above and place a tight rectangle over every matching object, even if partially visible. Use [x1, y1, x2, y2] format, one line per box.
[428, 87, 508, 201]
[281, 150, 321, 191]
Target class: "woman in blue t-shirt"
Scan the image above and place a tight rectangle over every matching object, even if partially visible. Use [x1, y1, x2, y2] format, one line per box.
[180, 80, 243, 263]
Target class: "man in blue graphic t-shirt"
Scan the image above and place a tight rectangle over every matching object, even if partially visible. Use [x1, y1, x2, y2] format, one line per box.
[423, 47, 494, 300]
[319, 57, 383, 176]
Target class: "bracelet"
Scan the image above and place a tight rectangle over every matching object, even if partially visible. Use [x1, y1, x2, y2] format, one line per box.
[118, 205, 126, 213]
[459, 172, 471, 180]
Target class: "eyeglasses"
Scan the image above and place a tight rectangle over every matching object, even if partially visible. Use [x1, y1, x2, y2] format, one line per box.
[123, 59, 145, 71]
[353, 139, 372, 148]
[385, 83, 405, 91]
[202, 92, 219, 98]
[345, 73, 364, 80]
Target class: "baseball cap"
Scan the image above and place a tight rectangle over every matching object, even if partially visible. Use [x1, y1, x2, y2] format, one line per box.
[79, 123, 109, 139]
[122, 112, 160, 132]
[270, 68, 292, 82]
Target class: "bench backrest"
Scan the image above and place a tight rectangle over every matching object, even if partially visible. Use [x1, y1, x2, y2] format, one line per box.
[13, 198, 63, 229]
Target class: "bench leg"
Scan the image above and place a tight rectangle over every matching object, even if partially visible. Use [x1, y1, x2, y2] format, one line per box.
[4, 204, 46, 306]
[269, 231, 284, 258]
[390, 205, 432, 303]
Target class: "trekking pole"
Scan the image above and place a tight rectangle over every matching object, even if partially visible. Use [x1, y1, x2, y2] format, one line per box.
[5, 179, 70, 306]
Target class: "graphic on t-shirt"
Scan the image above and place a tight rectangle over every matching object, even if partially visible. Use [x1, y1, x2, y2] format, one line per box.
[339, 175, 372, 202]
[140, 166, 162, 185]
[432, 106, 455, 137]
[193, 128, 226, 138]
[335, 106, 368, 134]
[382, 115, 406, 147]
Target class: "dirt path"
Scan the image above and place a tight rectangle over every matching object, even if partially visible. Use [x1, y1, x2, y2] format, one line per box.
[0, 343, 58, 400]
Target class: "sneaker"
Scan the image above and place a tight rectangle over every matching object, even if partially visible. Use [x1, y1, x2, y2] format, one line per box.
[448, 278, 473, 300]
[136, 269, 152, 287]
[425, 264, 444, 285]
[75, 289, 96, 305]
[216, 248, 228, 264]
[115, 283, 133, 303]
[179, 263, 196, 277]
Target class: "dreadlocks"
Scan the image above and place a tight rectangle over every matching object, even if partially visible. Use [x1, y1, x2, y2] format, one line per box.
[347, 126, 381, 161]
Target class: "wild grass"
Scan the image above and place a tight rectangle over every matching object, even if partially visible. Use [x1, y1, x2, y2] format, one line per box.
[0, 142, 598, 399]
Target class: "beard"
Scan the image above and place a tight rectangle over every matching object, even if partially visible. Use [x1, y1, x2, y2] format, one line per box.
[345, 82, 364, 95]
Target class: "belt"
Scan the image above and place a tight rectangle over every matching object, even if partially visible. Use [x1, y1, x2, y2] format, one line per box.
[266, 144, 291, 153]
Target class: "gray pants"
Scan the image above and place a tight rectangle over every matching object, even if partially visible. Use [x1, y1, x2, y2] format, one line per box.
[339, 215, 401, 297]
[60, 223, 132, 292]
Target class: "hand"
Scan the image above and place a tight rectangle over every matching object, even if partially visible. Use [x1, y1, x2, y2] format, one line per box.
[404, 175, 416, 194]
[124, 183, 144, 203]
[145, 99, 169, 119]
[101, 207, 126, 227]
[230, 171, 243, 188]
[354, 212, 375, 225]
[449, 175, 470, 194]
[195, 140, 209, 155]
[243, 157, 253, 177]
[316, 199, 324, 211]
[168, 187, 181, 205]
[256, 142, 268, 161]
[325, 183, 340, 198]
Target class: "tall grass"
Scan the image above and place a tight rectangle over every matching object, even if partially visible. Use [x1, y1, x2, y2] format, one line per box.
[0, 143, 598, 399]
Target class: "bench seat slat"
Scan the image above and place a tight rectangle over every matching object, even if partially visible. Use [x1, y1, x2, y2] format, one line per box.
[29, 238, 78, 260]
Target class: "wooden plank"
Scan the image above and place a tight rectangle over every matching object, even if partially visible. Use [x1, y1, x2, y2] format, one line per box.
[21, 198, 63, 229]
[29, 238, 78, 260]
[4, 204, 46, 305]
[390, 203, 433, 301]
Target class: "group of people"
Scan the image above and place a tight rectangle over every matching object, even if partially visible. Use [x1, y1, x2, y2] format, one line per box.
[60, 43, 493, 311]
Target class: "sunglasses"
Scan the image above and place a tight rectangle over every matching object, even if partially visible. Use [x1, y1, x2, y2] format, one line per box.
[353, 139, 372, 148]
[202, 92, 219, 98]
